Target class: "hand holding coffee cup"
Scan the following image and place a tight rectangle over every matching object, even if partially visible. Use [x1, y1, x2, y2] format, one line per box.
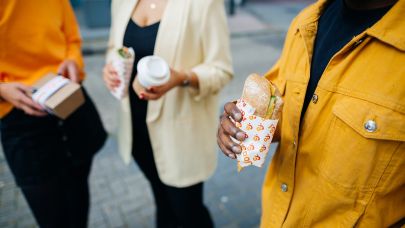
[137, 56, 170, 88]
[133, 56, 180, 100]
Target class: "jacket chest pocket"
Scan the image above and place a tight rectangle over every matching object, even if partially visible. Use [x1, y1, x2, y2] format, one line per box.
[318, 96, 405, 190]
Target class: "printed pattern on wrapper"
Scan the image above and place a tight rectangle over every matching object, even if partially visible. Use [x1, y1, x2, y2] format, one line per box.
[233, 99, 278, 169]
[111, 48, 135, 99]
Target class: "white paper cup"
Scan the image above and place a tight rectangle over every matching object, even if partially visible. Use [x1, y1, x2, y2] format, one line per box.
[137, 56, 170, 88]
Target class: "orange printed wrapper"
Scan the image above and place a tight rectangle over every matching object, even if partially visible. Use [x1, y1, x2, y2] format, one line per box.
[233, 99, 278, 171]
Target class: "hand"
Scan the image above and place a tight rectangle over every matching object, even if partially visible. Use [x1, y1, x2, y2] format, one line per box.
[217, 102, 247, 159]
[103, 63, 120, 92]
[58, 59, 80, 83]
[0, 83, 47, 117]
[133, 68, 183, 100]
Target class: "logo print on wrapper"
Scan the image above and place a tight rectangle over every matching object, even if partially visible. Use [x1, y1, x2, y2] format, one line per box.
[256, 123, 264, 131]
[247, 144, 255, 151]
[246, 123, 253, 130]
[253, 155, 261, 161]
[253, 135, 260, 141]
[260, 145, 267, 152]
[249, 115, 256, 120]
[269, 124, 276, 134]
[264, 134, 271, 142]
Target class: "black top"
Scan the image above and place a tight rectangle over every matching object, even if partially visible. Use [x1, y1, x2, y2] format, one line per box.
[123, 19, 160, 148]
[301, 0, 392, 118]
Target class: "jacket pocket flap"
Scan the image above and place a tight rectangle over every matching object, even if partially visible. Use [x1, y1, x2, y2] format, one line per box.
[332, 96, 405, 142]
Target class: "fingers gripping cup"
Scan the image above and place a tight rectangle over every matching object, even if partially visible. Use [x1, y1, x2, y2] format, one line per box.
[137, 56, 170, 88]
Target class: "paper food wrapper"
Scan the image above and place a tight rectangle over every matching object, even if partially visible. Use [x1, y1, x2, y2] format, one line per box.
[111, 47, 135, 99]
[233, 99, 278, 171]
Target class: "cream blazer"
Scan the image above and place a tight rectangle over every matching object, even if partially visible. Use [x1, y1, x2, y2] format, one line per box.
[107, 0, 233, 187]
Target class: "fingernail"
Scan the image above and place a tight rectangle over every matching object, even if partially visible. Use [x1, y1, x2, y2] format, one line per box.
[228, 154, 236, 159]
[236, 132, 246, 141]
[232, 145, 241, 154]
[234, 113, 242, 120]
[139, 95, 144, 100]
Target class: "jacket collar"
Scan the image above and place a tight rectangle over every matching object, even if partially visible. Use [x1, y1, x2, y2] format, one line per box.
[367, 0, 405, 51]
[295, 0, 405, 51]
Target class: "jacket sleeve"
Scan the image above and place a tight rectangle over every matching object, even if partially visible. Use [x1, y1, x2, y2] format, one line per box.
[61, 0, 85, 79]
[190, 0, 234, 101]
[106, 0, 120, 63]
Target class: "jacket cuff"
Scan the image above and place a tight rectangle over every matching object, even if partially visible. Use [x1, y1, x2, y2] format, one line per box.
[189, 65, 215, 101]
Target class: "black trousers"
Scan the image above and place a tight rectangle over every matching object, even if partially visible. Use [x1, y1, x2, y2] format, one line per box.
[129, 81, 213, 228]
[132, 131, 214, 228]
[0, 89, 106, 228]
[20, 160, 92, 228]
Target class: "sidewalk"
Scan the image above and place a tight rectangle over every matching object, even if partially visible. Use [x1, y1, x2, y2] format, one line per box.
[0, 1, 312, 227]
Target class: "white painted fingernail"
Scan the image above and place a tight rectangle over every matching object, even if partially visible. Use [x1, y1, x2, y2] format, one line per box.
[228, 154, 236, 159]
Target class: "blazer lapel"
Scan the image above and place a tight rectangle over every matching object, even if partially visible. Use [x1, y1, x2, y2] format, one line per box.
[115, 0, 138, 48]
[147, 0, 190, 122]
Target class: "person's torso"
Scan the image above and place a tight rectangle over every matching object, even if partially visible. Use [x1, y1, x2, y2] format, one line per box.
[110, 0, 231, 187]
[0, 0, 72, 82]
[0, 0, 82, 118]
[261, 0, 405, 227]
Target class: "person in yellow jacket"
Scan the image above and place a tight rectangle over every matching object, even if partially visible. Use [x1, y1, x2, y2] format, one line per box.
[218, 0, 404, 227]
[0, 1, 106, 227]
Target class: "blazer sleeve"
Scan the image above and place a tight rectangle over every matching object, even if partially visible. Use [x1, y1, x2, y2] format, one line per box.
[190, 0, 234, 101]
[106, 0, 120, 63]
[61, 0, 85, 79]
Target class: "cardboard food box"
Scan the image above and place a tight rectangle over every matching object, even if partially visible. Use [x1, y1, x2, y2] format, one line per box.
[31, 73, 84, 119]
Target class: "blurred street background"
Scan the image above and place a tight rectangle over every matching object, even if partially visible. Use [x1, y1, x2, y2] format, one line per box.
[0, 0, 312, 227]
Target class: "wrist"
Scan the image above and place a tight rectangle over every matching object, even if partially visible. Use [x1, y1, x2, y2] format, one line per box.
[179, 71, 191, 87]
[0, 83, 5, 102]
[173, 70, 186, 87]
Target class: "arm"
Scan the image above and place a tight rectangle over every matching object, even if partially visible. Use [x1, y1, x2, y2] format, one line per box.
[190, 0, 234, 101]
[217, 14, 301, 157]
[59, 0, 84, 82]
[133, 0, 234, 100]
[103, 0, 121, 92]
[106, 0, 120, 63]
[0, 82, 46, 117]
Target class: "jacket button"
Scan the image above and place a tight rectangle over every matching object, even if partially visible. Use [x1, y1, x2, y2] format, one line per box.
[281, 183, 288, 192]
[311, 94, 318, 104]
[364, 120, 377, 132]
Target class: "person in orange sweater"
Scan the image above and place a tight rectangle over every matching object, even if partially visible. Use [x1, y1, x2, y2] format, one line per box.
[0, 1, 106, 227]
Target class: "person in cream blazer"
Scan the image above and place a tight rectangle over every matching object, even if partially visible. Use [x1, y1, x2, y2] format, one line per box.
[103, 0, 233, 227]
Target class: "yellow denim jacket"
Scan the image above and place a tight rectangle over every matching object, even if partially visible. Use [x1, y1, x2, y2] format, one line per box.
[262, 0, 405, 227]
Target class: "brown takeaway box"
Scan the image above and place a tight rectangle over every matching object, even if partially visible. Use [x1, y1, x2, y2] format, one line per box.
[32, 73, 85, 119]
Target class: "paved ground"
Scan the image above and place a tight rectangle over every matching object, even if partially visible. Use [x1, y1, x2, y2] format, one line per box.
[0, 1, 312, 227]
